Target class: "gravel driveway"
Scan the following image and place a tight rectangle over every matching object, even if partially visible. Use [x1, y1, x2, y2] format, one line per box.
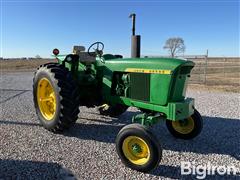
[0, 71, 239, 179]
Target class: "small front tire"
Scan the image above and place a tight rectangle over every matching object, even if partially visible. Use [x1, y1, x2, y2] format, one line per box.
[116, 124, 162, 172]
[166, 109, 203, 140]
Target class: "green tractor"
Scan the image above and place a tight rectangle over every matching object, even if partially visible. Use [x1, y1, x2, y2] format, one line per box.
[33, 14, 203, 172]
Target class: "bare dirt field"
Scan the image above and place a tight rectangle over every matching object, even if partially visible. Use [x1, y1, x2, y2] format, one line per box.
[0, 59, 55, 72]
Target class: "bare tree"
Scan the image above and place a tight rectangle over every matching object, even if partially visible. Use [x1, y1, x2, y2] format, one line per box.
[163, 37, 186, 57]
[35, 55, 42, 59]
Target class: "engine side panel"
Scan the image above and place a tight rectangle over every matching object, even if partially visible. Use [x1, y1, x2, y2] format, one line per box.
[129, 73, 150, 102]
[150, 74, 172, 105]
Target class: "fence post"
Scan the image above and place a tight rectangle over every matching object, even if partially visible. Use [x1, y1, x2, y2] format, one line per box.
[204, 51, 208, 84]
[199, 59, 201, 83]
[224, 57, 226, 78]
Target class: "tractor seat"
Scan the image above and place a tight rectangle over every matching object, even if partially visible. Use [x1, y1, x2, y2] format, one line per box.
[72, 46, 95, 63]
[103, 54, 123, 60]
[78, 52, 96, 63]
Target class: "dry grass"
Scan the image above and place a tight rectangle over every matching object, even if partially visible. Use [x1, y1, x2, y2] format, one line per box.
[190, 75, 240, 86]
[0, 59, 55, 71]
[189, 58, 240, 89]
[188, 84, 240, 93]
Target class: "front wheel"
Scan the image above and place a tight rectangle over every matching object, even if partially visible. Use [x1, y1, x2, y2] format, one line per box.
[166, 109, 203, 140]
[115, 124, 162, 172]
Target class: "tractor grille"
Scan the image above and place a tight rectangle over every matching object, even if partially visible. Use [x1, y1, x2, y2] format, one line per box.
[130, 73, 150, 101]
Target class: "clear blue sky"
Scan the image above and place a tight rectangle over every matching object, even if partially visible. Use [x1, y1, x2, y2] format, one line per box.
[0, 0, 239, 58]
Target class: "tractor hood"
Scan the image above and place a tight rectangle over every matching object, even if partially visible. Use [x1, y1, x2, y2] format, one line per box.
[100, 57, 194, 74]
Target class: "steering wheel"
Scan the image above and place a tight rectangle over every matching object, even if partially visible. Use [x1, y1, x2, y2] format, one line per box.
[87, 42, 104, 57]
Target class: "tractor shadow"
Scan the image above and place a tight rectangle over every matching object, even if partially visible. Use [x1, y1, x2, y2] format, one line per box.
[65, 111, 240, 160]
[0, 159, 76, 179]
[0, 111, 239, 162]
[159, 115, 240, 161]
[0, 111, 239, 179]
[64, 112, 240, 178]
[63, 110, 138, 143]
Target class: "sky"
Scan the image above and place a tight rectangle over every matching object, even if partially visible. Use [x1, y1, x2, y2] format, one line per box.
[0, 0, 239, 58]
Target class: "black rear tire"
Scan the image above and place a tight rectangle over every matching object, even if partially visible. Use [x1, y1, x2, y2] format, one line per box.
[166, 109, 203, 139]
[98, 104, 128, 118]
[33, 62, 80, 132]
[116, 124, 162, 172]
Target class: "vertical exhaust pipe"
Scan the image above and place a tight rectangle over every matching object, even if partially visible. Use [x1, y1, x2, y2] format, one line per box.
[129, 13, 141, 58]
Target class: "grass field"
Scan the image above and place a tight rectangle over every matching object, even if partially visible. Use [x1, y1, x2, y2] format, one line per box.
[189, 58, 240, 89]
[0, 59, 55, 71]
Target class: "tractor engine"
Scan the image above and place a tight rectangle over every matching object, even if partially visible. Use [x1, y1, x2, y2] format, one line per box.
[112, 73, 130, 97]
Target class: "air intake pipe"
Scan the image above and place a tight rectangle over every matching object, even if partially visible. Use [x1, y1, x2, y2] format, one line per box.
[129, 13, 141, 58]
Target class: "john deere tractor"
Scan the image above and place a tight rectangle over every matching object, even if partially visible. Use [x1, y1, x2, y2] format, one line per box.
[33, 14, 203, 172]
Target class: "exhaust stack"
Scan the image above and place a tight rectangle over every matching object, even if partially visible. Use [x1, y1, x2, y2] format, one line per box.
[129, 13, 141, 58]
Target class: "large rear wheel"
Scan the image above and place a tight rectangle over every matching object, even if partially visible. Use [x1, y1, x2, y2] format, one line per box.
[98, 103, 128, 118]
[33, 63, 80, 132]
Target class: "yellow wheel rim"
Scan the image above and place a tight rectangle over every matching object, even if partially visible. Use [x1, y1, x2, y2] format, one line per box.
[100, 104, 109, 110]
[37, 78, 56, 120]
[172, 117, 195, 134]
[122, 136, 150, 165]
